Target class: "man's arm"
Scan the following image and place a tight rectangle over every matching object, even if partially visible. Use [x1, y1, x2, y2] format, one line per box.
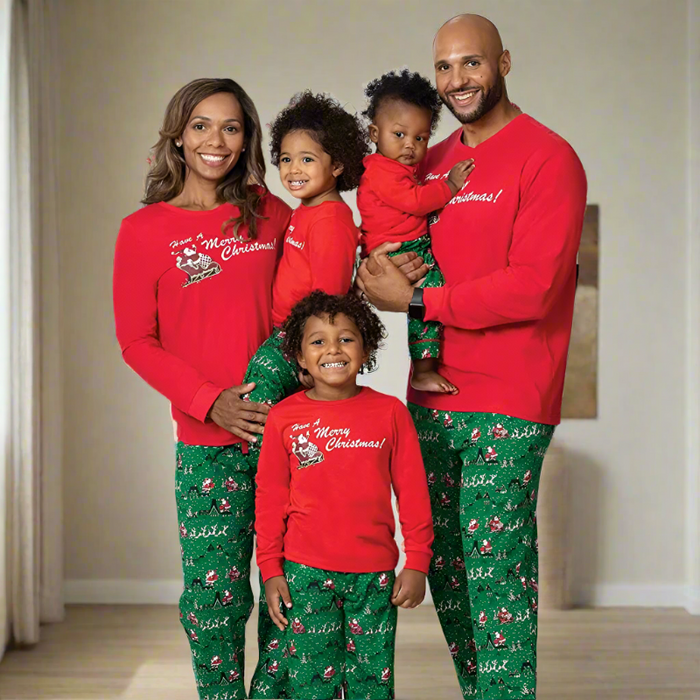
[424, 146, 587, 329]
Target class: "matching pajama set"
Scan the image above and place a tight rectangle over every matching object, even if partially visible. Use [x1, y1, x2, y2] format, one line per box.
[357, 152, 453, 360]
[113, 190, 294, 700]
[253, 388, 434, 700]
[242, 200, 359, 409]
[408, 114, 588, 698]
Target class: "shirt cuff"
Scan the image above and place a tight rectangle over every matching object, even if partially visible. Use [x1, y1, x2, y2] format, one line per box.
[404, 550, 432, 575]
[188, 382, 225, 423]
[259, 558, 285, 583]
[423, 286, 446, 324]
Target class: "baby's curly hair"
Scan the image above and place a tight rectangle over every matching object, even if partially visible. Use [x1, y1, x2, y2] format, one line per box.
[282, 291, 386, 373]
[269, 91, 370, 192]
[363, 68, 442, 134]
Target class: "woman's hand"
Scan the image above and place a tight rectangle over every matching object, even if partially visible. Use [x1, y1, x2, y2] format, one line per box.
[208, 383, 270, 443]
[264, 576, 293, 631]
[391, 569, 427, 609]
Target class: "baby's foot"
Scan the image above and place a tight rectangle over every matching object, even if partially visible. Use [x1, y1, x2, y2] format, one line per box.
[411, 369, 459, 394]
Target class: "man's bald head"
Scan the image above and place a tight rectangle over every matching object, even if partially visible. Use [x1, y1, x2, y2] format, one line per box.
[432, 14, 511, 125]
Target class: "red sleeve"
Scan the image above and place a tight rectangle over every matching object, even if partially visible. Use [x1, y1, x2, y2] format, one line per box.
[424, 146, 587, 329]
[390, 401, 434, 574]
[372, 166, 453, 217]
[255, 409, 290, 581]
[308, 214, 358, 295]
[113, 219, 224, 422]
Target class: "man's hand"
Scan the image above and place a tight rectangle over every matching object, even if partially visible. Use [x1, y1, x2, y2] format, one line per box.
[208, 383, 270, 443]
[356, 243, 416, 313]
[391, 569, 427, 609]
[264, 576, 293, 631]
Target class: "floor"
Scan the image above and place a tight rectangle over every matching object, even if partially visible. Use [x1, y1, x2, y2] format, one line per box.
[0, 605, 698, 699]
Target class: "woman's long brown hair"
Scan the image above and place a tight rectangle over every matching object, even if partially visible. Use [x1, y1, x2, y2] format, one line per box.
[142, 78, 267, 240]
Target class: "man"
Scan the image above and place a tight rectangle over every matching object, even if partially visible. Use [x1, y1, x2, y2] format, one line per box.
[356, 13, 587, 699]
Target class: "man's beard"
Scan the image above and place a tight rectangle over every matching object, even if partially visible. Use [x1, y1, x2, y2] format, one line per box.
[440, 78, 504, 124]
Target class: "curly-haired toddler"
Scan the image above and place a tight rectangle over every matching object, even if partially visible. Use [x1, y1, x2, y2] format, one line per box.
[358, 69, 473, 394]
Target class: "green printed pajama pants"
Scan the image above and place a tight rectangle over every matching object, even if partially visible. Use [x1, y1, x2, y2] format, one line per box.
[251, 561, 397, 700]
[408, 404, 554, 699]
[242, 327, 301, 410]
[175, 442, 288, 699]
[387, 234, 444, 361]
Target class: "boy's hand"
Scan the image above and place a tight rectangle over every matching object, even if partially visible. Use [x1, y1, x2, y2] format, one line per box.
[264, 576, 293, 631]
[446, 159, 475, 195]
[391, 568, 427, 609]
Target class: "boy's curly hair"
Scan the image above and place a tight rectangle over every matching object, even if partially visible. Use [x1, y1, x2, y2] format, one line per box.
[363, 68, 442, 134]
[282, 291, 386, 373]
[269, 91, 370, 192]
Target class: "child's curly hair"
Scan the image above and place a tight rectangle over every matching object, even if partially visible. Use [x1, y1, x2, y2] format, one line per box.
[269, 91, 370, 192]
[282, 291, 386, 373]
[363, 68, 442, 134]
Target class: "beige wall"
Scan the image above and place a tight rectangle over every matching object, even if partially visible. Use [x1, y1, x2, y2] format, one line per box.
[58, 0, 690, 604]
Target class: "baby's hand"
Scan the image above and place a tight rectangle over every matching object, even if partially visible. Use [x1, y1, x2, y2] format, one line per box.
[264, 575, 293, 631]
[391, 568, 427, 609]
[446, 159, 475, 194]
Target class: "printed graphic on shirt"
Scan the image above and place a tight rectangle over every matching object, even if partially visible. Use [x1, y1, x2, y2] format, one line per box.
[175, 245, 222, 287]
[290, 431, 325, 469]
[284, 223, 305, 251]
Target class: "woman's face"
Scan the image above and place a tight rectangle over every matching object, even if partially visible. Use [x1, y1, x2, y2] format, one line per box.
[180, 92, 246, 184]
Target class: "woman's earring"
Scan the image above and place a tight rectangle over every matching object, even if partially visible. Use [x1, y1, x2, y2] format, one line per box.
[175, 140, 182, 147]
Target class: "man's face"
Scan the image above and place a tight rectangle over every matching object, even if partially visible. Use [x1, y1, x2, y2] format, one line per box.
[433, 25, 507, 124]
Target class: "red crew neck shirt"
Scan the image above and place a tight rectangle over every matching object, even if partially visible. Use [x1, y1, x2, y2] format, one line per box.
[357, 153, 453, 256]
[407, 115, 588, 425]
[271, 200, 359, 326]
[255, 387, 434, 580]
[113, 191, 291, 446]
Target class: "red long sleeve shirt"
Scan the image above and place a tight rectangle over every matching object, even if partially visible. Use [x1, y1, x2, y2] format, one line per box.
[357, 153, 453, 255]
[113, 191, 291, 446]
[255, 387, 434, 581]
[407, 115, 588, 425]
[272, 200, 359, 326]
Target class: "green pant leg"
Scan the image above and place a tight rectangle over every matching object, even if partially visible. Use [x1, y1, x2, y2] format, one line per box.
[408, 404, 479, 697]
[280, 562, 346, 700]
[176, 443, 256, 700]
[458, 413, 554, 698]
[388, 236, 444, 361]
[343, 571, 397, 700]
[243, 328, 301, 408]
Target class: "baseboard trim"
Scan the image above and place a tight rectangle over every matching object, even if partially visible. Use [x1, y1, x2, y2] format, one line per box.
[66, 579, 689, 609]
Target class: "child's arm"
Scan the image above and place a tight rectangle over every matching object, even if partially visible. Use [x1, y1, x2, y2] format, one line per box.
[308, 215, 358, 294]
[389, 401, 434, 607]
[255, 411, 295, 629]
[373, 160, 474, 217]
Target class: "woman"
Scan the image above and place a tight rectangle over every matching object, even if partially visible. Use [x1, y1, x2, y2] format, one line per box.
[113, 78, 291, 700]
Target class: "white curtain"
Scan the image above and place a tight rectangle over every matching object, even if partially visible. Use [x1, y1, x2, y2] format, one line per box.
[0, 0, 63, 661]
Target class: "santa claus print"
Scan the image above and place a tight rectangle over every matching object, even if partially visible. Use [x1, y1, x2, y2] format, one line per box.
[378, 573, 389, 589]
[529, 578, 538, 592]
[493, 632, 506, 647]
[492, 423, 509, 439]
[267, 638, 279, 651]
[485, 446, 498, 461]
[205, 570, 218, 586]
[443, 413, 454, 430]
[471, 427, 481, 442]
[440, 492, 451, 507]
[466, 660, 477, 675]
[434, 555, 445, 570]
[323, 578, 335, 590]
[480, 539, 493, 555]
[489, 516, 504, 532]
[348, 618, 364, 635]
[467, 519, 479, 534]
[189, 629, 199, 643]
[291, 431, 325, 469]
[451, 557, 465, 571]
[187, 612, 199, 626]
[267, 660, 280, 675]
[228, 669, 240, 682]
[211, 655, 223, 670]
[431, 409, 440, 422]
[381, 668, 392, 682]
[291, 618, 306, 634]
[427, 471, 436, 487]
[219, 498, 231, 513]
[523, 469, 532, 485]
[179, 523, 188, 538]
[324, 666, 336, 679]
[221, 590, 234, 606]
[347, 639, 356, 653]
[448, 576, 461, 590]
[175, 245, 222, 287]
[224, 476, 240, 492]
[227, 566, 241, 582]
[478, 611, 488, 626]
[443, 473, 455, 488]
[448, 641, 459, 658]
[202, 477, 214, 495]
[497, 607, 514, 624]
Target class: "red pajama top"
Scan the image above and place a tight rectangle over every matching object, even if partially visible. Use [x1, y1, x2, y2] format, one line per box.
[113, 190, 291, 446]
[271, 200, 359, 326]
[407, 115, 588, 425]
[357, 153, 453, 255]
[255, 387, 434, 581]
